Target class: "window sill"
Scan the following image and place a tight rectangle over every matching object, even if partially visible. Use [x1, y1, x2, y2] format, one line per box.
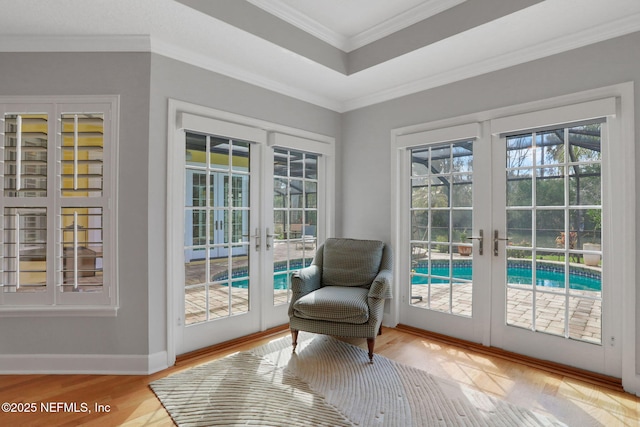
[0, 306, 119, 317]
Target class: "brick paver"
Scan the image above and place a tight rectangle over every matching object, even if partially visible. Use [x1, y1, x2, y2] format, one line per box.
[184, 244, 602, 344]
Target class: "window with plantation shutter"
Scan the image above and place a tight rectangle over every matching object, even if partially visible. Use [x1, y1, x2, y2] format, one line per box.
[0, 96, 118, 315]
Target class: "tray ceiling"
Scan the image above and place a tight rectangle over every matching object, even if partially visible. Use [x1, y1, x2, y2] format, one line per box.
[0, 0, 639, 112]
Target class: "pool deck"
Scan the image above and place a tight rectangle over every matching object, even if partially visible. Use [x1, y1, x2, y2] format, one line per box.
[184, 244, 602, 345]
[184, 240, 311, 323]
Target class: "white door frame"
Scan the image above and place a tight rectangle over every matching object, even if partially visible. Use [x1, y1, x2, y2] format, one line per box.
[262, 133, 334, 329]
[488, 98, 621, 375]
[166, 99, 335, 364]
[390, 82, 637, 393]
[392, 122, 488, 344]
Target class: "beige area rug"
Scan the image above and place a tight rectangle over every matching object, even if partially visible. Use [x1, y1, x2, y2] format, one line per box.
[151, 333, 569, 426]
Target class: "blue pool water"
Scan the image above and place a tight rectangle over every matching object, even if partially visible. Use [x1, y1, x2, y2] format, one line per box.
[226, 274, 288, 290]
[223, 264, 601, 292]
[412, 265, 601, 291]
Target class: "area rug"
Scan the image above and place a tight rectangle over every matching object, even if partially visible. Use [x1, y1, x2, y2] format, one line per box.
[151, 333, 567, 426]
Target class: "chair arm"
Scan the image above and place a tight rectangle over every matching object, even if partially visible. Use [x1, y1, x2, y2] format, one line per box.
[368, 269, 393, 300]
[291, 265, 322, 297]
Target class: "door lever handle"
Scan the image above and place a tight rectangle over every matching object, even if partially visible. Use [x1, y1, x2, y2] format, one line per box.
[266, 227, 275, 250]
[493, 230, 509, 256]
[242, 228, 261, 251]
[466, 229, 483, 255]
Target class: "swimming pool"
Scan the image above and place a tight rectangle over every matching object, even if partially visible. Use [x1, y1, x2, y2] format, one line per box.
[411, 263, 601, 291]
[214, 260, 311, 290]
[218, 261, 602, 292]
[220, 275, 288, 290]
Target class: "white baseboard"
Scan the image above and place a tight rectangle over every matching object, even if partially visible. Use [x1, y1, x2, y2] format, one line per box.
[0, 351, 169, 375]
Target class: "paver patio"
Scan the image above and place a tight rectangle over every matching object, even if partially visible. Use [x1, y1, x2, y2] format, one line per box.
[184, 244, 602, 345]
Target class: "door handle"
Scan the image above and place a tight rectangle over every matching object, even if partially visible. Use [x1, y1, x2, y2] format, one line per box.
[242, 228, 261, 251]
[493, 230, 509, 256]
[266, 227, 275, 250]
[466, 229, 483, 255]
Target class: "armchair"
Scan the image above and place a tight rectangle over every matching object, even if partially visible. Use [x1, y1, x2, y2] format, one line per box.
[288, 238, 393, 362]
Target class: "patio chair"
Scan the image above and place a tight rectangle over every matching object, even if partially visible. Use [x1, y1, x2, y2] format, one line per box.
[295, 225, 316, 249]
[288, 238, 393, 362]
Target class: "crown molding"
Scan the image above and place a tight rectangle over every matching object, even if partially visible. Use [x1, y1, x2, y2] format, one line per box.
[346, 0, 467, 52]
[149, 38, 343, 112]
[0, 11, 638, 114]
[247, 0, 466, 52]
[246, 0, 348, 50]
[342, 12, 640, 112]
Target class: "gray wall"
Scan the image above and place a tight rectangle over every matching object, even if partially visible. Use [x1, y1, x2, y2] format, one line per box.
[147, 54, 342, 355]
[1, 31, 638, 372]
[0, 52, 152, 355]
[341, 31, 640, 369]
[0, 51, 341, 359]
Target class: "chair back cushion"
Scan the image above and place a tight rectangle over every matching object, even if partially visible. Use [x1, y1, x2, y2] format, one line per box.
[322, 238, 384, 287]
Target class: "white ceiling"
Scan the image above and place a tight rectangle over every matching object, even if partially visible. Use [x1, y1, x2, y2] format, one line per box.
[1, 0, 639, 112]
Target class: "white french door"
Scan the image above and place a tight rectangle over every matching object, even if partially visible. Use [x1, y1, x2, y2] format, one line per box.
[489, 121, 618, 374]
[400, 125, 490, 345]
[396, 97, 624, 377]
[169, 105, 334, 356]
[262, 142, 323, 328]
[180, 131, 260, 354]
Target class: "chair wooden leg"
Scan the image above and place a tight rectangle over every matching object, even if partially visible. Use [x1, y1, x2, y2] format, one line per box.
[291, 329, 299, 353]
[366, 337, 375, 363]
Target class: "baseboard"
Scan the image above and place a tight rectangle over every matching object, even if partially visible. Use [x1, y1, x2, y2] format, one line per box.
[395, 324, 624, 392]
[0, 351, 169, 375]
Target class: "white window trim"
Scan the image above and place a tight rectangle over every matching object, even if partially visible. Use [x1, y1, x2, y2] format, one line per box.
[391, 82, 636, 393]
[0, 95, 119, 317]
[166, 98, 335, 364]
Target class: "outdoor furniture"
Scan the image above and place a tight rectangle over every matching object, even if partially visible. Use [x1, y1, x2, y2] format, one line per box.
[288, 238, 393, 362]
[295, 225, 316, 249]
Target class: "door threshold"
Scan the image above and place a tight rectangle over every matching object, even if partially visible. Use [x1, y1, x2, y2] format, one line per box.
[175, 324, 289, 366]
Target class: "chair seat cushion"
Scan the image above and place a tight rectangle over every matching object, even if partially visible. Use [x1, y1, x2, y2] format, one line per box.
[292, 286, 369, 324]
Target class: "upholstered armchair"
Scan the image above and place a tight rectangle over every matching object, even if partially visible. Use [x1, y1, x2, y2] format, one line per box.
[288, 238, 393, 362]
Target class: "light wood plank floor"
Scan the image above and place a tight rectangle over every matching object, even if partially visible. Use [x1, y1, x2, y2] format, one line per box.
[0, 326, 638, 426]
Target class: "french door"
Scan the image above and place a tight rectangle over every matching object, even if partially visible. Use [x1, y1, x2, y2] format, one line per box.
[181, 131, 260, 353]
[490, 121, 616, 373]
[169, 106, 334, 356]
[397, 98, 622, 376]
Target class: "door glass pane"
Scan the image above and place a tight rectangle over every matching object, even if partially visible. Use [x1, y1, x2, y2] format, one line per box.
[410, 141, 473, 317]
[209, 137, 229, 170]
[184, 133, 251, 325]
[186, 133, 206, 168]
[505, 123, 602, 344]
[272, 149, 318, 306]
[506, 134, 533, 207]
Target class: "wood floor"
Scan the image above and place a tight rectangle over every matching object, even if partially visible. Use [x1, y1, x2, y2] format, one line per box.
[1, 325, 638, 426]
